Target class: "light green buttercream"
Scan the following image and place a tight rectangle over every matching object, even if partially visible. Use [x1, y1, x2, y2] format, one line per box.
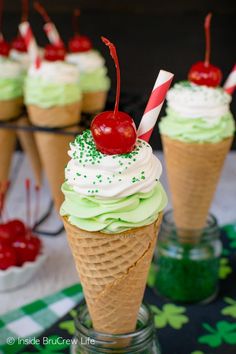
[159, 108, 235, 143]
[60, 181, 167, 234]
[25, 76, 82, 108]
[0, 76, 24, 100]
[79, 67, 110, 93]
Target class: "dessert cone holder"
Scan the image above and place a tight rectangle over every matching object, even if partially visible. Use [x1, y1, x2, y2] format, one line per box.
[63, 214, 162, 334]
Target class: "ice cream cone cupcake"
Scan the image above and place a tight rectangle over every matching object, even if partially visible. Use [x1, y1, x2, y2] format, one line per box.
[61, 38, 168, 334]
[159, 14, 235, 235]
[66, 9, 110, 114]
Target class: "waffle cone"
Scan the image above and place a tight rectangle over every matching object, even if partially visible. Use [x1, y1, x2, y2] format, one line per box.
[63, 214, 162, 334]
[17, 115, 42, 187]
[0, 98, 23, 182]
[162, 135, 233, 233]
[27, 102, 81, 211]
[82, 91, 107, 113]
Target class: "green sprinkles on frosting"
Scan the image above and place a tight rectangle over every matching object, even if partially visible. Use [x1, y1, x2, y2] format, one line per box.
[68, 130, 150, 193]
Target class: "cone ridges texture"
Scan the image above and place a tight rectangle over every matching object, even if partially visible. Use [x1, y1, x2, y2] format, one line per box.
[63, 215, 162, 334]
[162, 135, 233, 231]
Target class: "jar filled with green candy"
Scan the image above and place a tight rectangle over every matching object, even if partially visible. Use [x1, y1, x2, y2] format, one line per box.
[155, 210, 222, 303]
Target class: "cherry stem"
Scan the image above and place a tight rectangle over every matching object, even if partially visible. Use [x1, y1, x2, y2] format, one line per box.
[204, 13, 212, 67]
[34, 1, 51, 23]
[25, 179, 31, 236]
[21, 0, 29, 22]
[101, 36, 120, 117]
[33, 185, 40, 228]
[73, 8, 80, 35]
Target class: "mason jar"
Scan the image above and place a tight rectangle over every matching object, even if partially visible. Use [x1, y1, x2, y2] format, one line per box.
[71, 301, 161, 353]
[155, 210, 222, 303]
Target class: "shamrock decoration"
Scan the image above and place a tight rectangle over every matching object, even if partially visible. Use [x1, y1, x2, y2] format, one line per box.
[191, 351, 205, 354]
[198, 321, 236, 348]
[59, 310, 76, 335]
[219, 258, 232, 279]
[22, 335, 70, 353]
[223, 224, 236, 248]
[150, 304, 189, 329]
[222, 297, 236, 318]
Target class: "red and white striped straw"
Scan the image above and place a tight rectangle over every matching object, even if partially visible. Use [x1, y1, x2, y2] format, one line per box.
[137, 70, 174, 142]
[44, 22, 63, 47]
[19, 21, 41, 68]
[223, 64, 236, 95]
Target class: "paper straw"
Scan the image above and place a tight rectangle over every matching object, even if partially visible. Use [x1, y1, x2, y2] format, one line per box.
[44, 22, 63, 47]
[223, 64, 236, 95]
[137, 70, 174, 142]
[19, 21, 41, 68]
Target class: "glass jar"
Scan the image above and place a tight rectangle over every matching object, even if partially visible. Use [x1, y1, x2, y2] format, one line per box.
[155, 210, 222, 304]
[71, 301, 161, 354]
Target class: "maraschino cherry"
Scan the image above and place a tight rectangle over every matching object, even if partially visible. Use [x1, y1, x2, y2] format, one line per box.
[34, 1, 66, 61]
[0, 244, 16, 270]
[11, 0, 28, 53]
[68, 9, 92, 53]
[0, 0, 10, 57]
[12, 180, 41, 266]
[91, 37, 137, 155]
[188, 13, 222, 87]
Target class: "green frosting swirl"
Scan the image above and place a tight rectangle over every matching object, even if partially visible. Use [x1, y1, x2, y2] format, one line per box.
[60, 181, 167, 234]
[25, 76, 82, 108]
[79, 67, 110, 93]
[159, 108, 235, 143]
[0, 76, 24, 100]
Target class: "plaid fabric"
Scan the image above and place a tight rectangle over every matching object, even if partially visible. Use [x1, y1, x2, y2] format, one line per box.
[0, 283, 83, 354]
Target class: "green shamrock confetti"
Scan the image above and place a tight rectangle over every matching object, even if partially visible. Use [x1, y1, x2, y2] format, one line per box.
[198, 321, 236, 348]
[59, 310, 76, 335]
[150, 304, 189, 329]
[222, 297, 236, 318]
[219, 258, 232, 279]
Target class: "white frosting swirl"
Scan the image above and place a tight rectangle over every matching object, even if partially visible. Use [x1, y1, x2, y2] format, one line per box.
[10, 50, 30, 70]
[28, 60, 79, 84]
[0, 56, 24, 78]
[65, 130, 162, 198]
[167, 82, 231, 122]
[66, 49, 105, 73]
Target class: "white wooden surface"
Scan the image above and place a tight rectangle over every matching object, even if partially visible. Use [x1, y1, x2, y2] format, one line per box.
[0, 151, 236, 315]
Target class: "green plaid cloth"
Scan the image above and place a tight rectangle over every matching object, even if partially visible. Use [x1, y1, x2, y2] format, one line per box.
[0, 283, 83, 354]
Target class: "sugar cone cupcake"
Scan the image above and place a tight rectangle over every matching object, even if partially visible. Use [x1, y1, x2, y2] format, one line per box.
[25, 56, 82, 211]
[159, 81, 235, 233]
[159, 14, 235, 234]
[61, 38, 168, 333]
[161, 135, 233, 231]
[63, 215, 162, 333]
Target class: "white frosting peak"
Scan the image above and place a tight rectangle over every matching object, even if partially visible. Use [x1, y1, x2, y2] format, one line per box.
[167, 82, 231, 122]
[66, 49, 105, 73]
[65, 131, 162, 198]
[0, 56, 24, 78]
[28, 60, 79, 84]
